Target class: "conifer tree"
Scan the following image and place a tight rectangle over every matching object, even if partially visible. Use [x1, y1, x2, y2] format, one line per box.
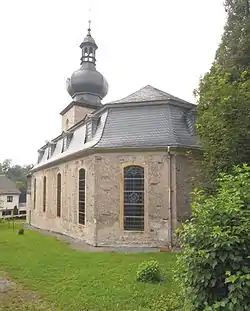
[196, 0, 250, 189]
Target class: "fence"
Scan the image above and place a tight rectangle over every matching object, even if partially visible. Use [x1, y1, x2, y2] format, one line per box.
[0, 214, 27, 220]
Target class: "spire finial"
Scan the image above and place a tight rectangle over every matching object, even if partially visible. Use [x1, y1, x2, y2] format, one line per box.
[87, 20, 91, 36]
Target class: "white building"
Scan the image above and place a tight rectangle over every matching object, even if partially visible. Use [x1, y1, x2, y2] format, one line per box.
[0, 175, 21, 217]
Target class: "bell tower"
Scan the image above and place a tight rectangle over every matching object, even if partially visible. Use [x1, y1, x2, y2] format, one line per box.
[80, 21, 97, 65]
[60, 21, 108, 131]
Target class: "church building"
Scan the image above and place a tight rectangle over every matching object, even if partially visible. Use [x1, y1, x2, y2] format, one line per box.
[27, 23, 200, 248]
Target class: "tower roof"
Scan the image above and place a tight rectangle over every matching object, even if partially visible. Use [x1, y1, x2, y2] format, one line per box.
[80, 21, 97, 48]
[66, 21, 108, 106]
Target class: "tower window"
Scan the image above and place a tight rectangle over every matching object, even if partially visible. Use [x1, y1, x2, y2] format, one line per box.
[43, 176, 47, 212]
[123, 165, 145, 231]
[57, 173, 61, 217]
[78, 168, 86, 225]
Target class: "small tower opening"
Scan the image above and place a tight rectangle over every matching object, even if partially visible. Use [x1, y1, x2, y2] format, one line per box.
[80, 20, 97, 65]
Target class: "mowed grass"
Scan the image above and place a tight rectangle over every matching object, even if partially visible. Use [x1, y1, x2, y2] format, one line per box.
[0, 222, 178, 311]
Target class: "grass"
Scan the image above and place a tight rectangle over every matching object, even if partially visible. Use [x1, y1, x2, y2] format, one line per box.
[0, 221, 179, 311]
[0, 271, 57, 311]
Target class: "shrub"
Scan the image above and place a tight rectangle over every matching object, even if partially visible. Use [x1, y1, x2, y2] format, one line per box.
[177, 165, 250, 310]
[13, 206, 18, 216]
[18, 228, 24, 235]
[136, 259, 162, 283]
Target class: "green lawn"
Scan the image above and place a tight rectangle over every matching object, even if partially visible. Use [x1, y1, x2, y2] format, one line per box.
[0, 222, 179, 311]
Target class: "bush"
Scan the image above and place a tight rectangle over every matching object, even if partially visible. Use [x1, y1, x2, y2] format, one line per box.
[177, 165, 250, 310]
[136, 259, 162, 283]
[18, 228, 24, 235]
[13, 206, 18, 216]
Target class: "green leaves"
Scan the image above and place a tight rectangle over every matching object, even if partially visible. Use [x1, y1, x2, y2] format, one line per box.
[176, 166, 250, 310]
[136, 260, 163, 283]
[195, 0, 250, 191]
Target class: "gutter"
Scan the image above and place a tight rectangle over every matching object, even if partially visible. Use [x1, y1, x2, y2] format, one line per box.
[167, 146, 173, 249]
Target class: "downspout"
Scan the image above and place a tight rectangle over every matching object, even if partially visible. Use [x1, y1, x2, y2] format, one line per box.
[94, 216, 98, 247]
[167, 146, 173, 249]
[94, 169, 98, 247]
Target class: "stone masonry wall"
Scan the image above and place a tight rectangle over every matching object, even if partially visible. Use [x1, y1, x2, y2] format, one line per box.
[94, 152, 171, 247]
[28, 150, 196, 247]
[175, 151, 199, 224]
[29, 155, 96, 245]
[61, 106, 94, 131]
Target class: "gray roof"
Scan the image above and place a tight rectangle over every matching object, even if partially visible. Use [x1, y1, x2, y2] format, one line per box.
[110, 85, 192, 105]
[33, 85, 199, 171]
[96, 103, 198, 148]
[0, 175, 21, 195]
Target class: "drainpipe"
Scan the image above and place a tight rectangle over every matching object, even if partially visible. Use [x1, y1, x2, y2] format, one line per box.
[167, 146, 173, 249]
[94, 216, 98, 247]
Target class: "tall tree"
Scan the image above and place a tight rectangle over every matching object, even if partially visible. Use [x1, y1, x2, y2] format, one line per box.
[196, 0, 250, 190]
[216, 0, 250, 72]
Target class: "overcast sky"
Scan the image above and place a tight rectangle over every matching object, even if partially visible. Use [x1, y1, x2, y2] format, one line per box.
[0, 0, 226, 166]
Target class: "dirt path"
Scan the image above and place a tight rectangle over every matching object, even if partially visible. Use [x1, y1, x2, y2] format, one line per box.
[0, 271, 59, 311]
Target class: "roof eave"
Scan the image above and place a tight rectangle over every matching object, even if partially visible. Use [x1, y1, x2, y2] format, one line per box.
[31, 144, 202, 173]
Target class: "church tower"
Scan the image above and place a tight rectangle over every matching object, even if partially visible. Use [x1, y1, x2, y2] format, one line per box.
[60, 21, 108, 131]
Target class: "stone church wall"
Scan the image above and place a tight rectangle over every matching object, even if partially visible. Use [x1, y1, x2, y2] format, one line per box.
[29, 155, 97, 245]
[27, 150, 197, 248]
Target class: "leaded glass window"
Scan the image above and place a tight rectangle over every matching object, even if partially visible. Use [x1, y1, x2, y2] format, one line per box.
[79, 169, 86, 225]
[43, 176, 46, 212]
[57, 173, 61, 217]
[123, 165, 144, 231]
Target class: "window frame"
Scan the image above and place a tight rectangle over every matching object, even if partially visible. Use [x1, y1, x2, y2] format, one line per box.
[7, 196, 13, 203]
[121, 164, 147, 232]
[78, 168, 86, 225]
[43, 176, 47, 212]
[56, 173, 62, 217]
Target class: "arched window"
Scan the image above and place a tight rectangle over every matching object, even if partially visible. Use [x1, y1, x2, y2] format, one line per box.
[57, 173, 61, 217]
[123, 165, 145, 231]
[33, 178, 36, 209]
[43, 176, 47, 212]
[78, 169, 86, 225]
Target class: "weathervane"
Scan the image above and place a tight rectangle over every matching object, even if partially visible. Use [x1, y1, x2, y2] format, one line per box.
[87, 0, 92, 35]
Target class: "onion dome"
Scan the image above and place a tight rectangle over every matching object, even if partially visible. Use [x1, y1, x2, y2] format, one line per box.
[66, 21, 108, 106]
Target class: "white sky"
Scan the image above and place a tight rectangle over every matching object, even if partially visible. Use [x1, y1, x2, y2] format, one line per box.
[0, 0, 226, 166]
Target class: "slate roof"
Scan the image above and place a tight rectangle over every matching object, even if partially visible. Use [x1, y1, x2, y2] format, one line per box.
[0, 175, 21, 195]
[96, 103, 198, 149]
[110, 85, 192, 105]
[33, 85, 200, 171]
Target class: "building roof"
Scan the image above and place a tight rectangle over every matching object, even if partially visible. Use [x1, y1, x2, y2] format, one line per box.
[0, 175, 21, 195]
[32, 85, 200, 171]
[110, 85, 193, 105]
[95, 103, 198, 149]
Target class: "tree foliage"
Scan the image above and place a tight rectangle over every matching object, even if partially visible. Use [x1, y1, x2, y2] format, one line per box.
[196, 0, 250, 190]
[216, 0, 250, 72]
[177, 165, 250, 310]
[0, 159, 33, 202]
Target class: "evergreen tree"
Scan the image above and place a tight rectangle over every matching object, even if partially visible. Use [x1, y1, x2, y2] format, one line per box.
[196, 0, 250, 190]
